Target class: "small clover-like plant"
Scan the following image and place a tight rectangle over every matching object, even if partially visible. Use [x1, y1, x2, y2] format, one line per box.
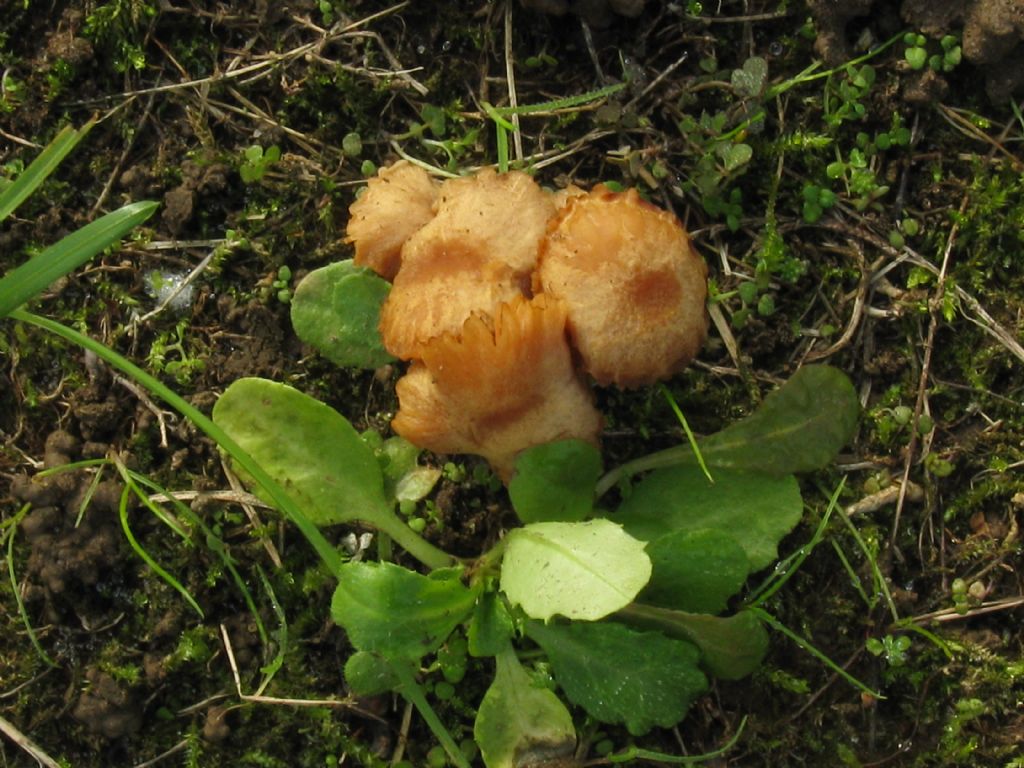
[239, 144, 280, 183]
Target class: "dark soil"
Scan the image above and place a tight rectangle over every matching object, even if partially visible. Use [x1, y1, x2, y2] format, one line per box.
[2, 1, 1024, 767]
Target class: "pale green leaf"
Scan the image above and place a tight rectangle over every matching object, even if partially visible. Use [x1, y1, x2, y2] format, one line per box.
[509, 439, 601, 523]
[212, 378, 391, 526]
[290, 260, 394, 369]
[617, 465, 802, 571]
[527, 621, 707, 735]
[500, 520, 651, 621]
[474, 644, 576, 768]
[331, 563, 477, 660]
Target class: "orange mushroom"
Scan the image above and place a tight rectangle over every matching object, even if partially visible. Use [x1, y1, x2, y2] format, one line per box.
[378, 168, 555, 360]
[534, 185, 708, 388]
[401, 167, 555, 278]
[391, 294, 602, 481]
[345, 160, 439, 281]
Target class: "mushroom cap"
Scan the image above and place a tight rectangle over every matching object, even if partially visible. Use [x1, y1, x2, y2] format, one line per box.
[391, 294, 602, 481]
[534, 185, 708, 388]
[379, 238, 525, 360]
[379, 167, 555, 360]
[345, 160, 439, 281]
[401, 167, 555, 278]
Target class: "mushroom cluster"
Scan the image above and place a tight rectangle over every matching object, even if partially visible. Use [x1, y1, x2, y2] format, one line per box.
[345, 161, 709, 481]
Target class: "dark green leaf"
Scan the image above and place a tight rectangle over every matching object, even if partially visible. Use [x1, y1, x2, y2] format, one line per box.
[699, 366, 859, 475]
[509, 440, 601, 523]
[642, 529, 750, 614]
[290, 260, 395, 369]
[212, 378, 390, 526]
[616, 465, 802, 571]
[527, 621, 707, 736]
[468, 591, 515, 658]
[344, 651, 409, 695]
[619, 604, 768, 680]
[600, 367, 859, 495]
[331, 563, 477, 660]
[474, 644, 576, 768]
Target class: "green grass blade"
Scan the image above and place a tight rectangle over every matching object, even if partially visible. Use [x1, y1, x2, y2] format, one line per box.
[660, 384, 713, 483]
[0, 122, 92, 223]
[9, 309, 346, 576]
[114, 473, 205, 619]
[748, 606, 884, 699]
[6, 504, 59, 668]
[128, 469, 272, 653]
[491, 83, 625, 117]
[0, 200, 158, 318]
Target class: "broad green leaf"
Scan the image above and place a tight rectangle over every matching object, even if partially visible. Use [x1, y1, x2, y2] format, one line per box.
[500, 520, 651, 621]
[343, 651, 412, 696]
[509, 439, 601, 523]
[697, 366, 858, 475]
[213, 378, 391, 526]
[617, 465, 802, 571]
[642, 529, 750, 614]
[601, 366, 859, 493]
[213, 378, 451, 570]
[474, 644, 576, 768]
[290, 260, 394, 369]
[619, 604, 768, 680]
[331, 563, 477, 660]
[468, 591, 515, 658]
[0, 201, 158, 318]
[526, 620, 707, 736]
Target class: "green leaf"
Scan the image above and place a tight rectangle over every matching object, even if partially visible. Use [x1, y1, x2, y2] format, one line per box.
[601, 366, 859, 495]
[619, 605, 768, 680]
[331, 563, 477, 660]
[720, 142, 753, 171]
[641, 529, 750, 614]
[500, 520, 651, 621]
[616, 465, 802, 571]
[474, 644, 576, 768]
[0, 201, 158, 318]
[699, 366, 859, 474]
[509, 440, 601, 523]
[344, 650, 407, 695]
[372, 435, 441, 503]
[526, 621, 707, 736]
[213, 378, 452, 569]
[731, 56, 768, 97]
[212, 378, 391, 526]
[290, 260, 395, 369]
[468, 591, 515, 658]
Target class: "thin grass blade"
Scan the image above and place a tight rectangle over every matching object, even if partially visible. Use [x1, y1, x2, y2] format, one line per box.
[0, 122, 92, 223]
[0, 200, 158, 318]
